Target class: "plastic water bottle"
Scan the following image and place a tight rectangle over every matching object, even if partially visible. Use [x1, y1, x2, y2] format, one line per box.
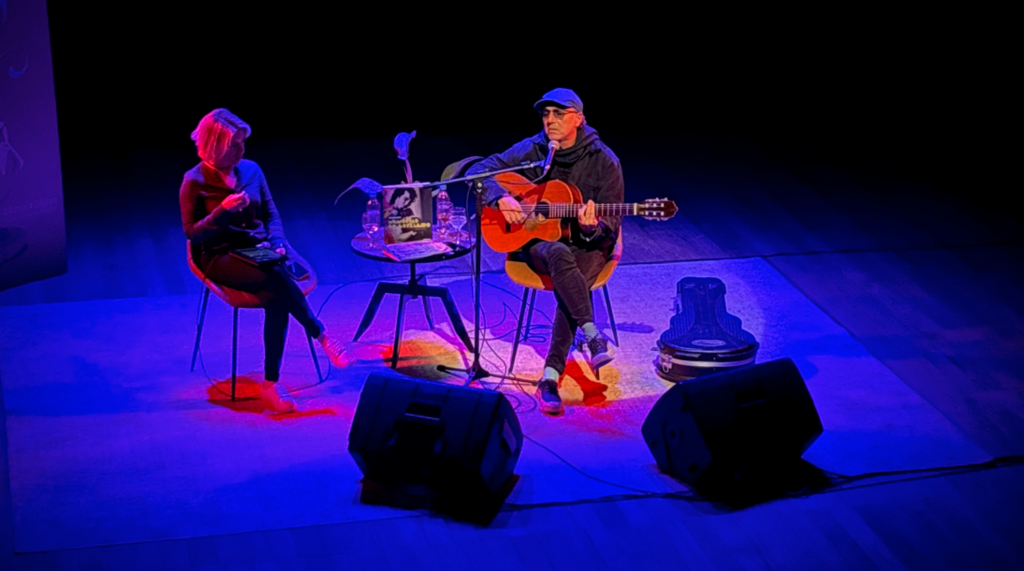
[435, 188, 453, 240]
[364, 194, 381, 244]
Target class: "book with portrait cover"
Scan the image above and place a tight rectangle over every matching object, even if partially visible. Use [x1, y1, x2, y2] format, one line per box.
[381, 187, 433, 244]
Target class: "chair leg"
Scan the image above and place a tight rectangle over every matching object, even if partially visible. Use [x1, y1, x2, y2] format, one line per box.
[516, 289, 539, 375]
[307, 333, 324, 383]
[603, 285, 619, 347]
[590, 289, 596, 327]
[508, 287, 531, 375]
[191, 288, 211, 372]
[524, 289, 538, 343]
[231, 307, 239, 402]
[584, 290, 604, 380]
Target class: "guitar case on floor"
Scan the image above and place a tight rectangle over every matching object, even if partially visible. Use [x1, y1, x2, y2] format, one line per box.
[655, 277, 759, 382]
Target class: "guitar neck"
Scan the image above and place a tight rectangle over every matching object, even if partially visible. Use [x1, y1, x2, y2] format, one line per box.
[519, 203, 642, 218]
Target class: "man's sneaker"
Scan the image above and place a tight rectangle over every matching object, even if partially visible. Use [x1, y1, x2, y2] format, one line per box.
[319, 334, 347, 368]
[535, 379, 564, 415]
[586, 335, 614, 370]
[263, 381, 297, 414]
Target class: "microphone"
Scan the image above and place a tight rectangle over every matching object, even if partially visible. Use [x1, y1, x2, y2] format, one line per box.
[540, 140, 560, 177]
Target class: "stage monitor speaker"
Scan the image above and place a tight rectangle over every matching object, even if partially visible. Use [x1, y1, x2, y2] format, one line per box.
[348, 372, 524, 496]
[641, 357, 822, 487]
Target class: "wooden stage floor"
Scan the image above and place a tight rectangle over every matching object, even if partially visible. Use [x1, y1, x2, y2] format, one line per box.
[1, 133, 1022, 570]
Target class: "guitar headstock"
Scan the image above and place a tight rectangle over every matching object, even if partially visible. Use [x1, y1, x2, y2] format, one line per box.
[638, 198, 678, 221]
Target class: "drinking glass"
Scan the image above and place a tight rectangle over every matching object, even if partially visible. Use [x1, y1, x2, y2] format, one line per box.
[362, 210, 380, 248]
[449, 207, 467, 248]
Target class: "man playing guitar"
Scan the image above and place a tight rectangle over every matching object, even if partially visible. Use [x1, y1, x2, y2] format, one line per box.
[467, 88, 624, 415]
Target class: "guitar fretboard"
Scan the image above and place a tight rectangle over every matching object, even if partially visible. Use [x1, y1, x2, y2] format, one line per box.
[511, 203, 641, 218]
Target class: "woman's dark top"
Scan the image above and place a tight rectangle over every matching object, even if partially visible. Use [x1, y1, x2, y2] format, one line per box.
[179, 159, 286, 255]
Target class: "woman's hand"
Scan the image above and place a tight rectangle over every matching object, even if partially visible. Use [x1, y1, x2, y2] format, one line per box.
[578, 200, 598, 233]
[257, 241, 288, 256]
[221, 192, 249, 212]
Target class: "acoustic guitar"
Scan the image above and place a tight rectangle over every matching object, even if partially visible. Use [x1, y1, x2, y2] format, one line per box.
[481, 172, 678, 252]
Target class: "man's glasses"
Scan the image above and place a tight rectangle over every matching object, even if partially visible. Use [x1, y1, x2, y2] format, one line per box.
[539, 108, 578, 120]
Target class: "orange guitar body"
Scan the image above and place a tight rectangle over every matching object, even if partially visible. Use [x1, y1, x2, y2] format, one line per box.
[481, 172, 581, 253]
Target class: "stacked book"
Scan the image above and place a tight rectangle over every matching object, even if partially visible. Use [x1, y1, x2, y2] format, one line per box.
[381, 241, 453, 262]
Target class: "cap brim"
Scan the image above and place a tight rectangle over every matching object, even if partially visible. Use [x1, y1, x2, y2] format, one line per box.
[533, 99, 571, 111]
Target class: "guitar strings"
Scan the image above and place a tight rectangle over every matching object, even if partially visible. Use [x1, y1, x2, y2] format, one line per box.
[493, 203, 641, 217]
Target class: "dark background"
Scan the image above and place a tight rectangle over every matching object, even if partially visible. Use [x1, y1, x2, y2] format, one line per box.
[45, 3, 1011, 199]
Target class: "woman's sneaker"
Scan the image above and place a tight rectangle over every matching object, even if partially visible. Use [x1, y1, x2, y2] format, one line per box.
[535, 379, 564, 415]
[263, 381, 297, 414]
[319, 334, 347, 368]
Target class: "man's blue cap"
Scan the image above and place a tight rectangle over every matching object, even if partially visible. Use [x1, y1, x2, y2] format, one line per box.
[533, 88, 583, 113]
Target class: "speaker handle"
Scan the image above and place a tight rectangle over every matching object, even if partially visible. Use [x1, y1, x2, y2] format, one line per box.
[401, 414, 443, 427]
[402, 401, 444, 426]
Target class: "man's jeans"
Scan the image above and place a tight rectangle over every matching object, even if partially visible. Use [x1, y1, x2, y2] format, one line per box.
[526, 240, 608, 375]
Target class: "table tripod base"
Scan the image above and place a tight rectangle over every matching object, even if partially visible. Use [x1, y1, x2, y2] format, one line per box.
[354, 280, 475, 369]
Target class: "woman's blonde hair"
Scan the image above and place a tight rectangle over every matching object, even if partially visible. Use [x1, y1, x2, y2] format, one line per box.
[190, 108, 251, 164]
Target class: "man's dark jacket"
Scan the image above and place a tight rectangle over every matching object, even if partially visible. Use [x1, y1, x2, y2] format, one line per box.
[467, 125, 624, 251]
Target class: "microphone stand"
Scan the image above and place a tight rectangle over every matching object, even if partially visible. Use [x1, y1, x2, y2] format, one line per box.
[388, 160, 547, 387]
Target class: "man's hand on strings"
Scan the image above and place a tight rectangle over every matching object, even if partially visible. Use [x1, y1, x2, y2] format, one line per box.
[578, 200, 598, 233]
[497, 195, 526, 225]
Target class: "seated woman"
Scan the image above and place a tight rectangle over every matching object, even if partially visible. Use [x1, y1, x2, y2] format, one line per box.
[179, 108, 345, 413]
